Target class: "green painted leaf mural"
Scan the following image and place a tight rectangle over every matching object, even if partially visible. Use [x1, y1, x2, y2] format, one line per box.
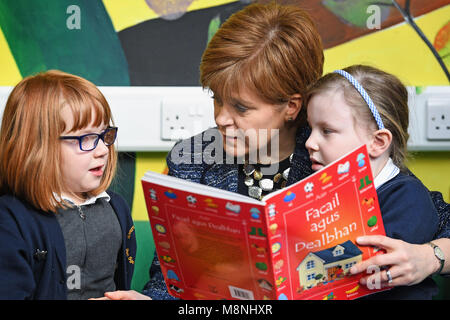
[322, 0, 391, 28]
[208, 14, 221, 44]
[0, 0, 130, 85]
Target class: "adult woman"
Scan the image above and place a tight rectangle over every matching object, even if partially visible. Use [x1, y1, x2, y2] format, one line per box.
[105, 2, 449, 300]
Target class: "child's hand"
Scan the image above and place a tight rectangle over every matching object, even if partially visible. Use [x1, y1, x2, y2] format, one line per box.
[90, 290, 152, 300]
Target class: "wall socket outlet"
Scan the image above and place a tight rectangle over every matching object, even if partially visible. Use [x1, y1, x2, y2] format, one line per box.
[160, 97, 215, 141]
[426, 99, 450, 140]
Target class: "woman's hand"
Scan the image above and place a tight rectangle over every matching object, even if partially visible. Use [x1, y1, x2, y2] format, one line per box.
[90, 290, 152, 300]
[350, 235, 439, 288]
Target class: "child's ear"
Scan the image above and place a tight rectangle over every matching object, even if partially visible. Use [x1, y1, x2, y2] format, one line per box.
[285, 93, 302, 122]
[368, 129, 392, 158]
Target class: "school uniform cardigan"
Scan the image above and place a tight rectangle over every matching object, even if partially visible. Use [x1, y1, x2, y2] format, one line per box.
[369, 172, 439, 299]
[143, 127, 450, 299]
[0, 191, 136, 300]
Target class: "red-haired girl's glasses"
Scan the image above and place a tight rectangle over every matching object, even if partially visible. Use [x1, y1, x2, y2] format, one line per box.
[60, 126, 118, 151]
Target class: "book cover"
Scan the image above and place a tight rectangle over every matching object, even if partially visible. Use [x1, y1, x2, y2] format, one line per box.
[141, 145, 388, 300]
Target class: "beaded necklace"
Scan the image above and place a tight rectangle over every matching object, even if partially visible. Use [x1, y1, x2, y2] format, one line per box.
[241, 154, 293, 200]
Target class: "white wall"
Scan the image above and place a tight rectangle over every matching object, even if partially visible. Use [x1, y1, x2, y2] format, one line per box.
[0, 86, 449, 151]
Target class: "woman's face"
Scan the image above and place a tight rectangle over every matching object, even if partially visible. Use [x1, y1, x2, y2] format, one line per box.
[213, 87, 288, 160]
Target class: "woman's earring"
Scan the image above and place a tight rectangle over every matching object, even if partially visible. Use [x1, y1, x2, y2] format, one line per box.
[287, 116, 294, 122]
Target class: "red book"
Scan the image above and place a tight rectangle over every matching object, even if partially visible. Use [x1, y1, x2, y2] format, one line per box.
[141, 145, 389, 300]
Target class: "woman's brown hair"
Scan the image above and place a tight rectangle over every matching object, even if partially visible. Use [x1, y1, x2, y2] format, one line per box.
[306, 64, 410, 170]
[0, 70, 117, 212]
[200, 2, 324, 122]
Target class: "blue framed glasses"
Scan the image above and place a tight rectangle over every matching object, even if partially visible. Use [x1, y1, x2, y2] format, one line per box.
[60, 126, 118, 151]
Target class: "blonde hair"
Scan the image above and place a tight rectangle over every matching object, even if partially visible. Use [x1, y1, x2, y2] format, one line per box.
[0, 70, 117, 212]
[200, 2, 324, 124]
[306, 65, 410, 169]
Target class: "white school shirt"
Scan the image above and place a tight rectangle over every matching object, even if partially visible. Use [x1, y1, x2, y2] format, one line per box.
[374, 158, 400, 190]
[54, 191, 111, 206]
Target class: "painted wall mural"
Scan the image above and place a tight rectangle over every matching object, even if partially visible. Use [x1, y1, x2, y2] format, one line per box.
[0, 0, 449, 292]
[0, 0, 130, 85]
[1, 1, 449, 85]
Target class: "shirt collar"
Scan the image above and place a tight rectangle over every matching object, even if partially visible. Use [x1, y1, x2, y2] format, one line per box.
[55, 191, 110, 206]
[374, 158, 400, 189]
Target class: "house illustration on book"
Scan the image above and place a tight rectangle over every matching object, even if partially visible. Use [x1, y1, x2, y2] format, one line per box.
[296, 240, 362, 290]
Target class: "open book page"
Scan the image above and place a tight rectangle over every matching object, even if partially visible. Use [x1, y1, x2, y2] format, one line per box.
[261, 145, 388, 299]
[142, 171, 262, 205]
[141, 145, 388, 300]
[142, 173, 270, 299]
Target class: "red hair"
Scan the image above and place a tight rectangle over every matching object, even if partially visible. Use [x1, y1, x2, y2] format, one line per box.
[201, 2, 324, 115]
[0, 70, 117, 212]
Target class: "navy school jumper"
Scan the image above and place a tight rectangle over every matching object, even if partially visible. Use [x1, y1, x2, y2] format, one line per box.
[0, 191, 136, 300]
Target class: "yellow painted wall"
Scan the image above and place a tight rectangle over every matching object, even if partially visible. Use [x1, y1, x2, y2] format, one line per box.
[323, 5, 450, 86]
[407, 152, 450, 203]
[0, 26, 21, 85]
[131, 152, 168, 221]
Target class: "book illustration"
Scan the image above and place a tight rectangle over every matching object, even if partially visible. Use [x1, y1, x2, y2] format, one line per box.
[269, 223, 278, 235]
[161, 254, 175, 263]
[271, 242, 281, 254]
[149, 188, 157, 201]
[186, 195, 197, 204]
[296, 240, 362, 292]
[151, 205, 159, 215]
[283, 191, 296, 202]
[154, 224, 166, 234]
[249, 227, 266, 237]
[367, 215, 378, 228]
[251, 243, 267, 256]
[225, 202, 241, 214]
[169, 284, 184, 294]
[257, 279, 273, 291]
[358, 175, 373, 190]
[142, 145, 388, 300]
[250, 208, 261, 219]
[167, 270, 179, 281]
[304, 182, 314, 193]
[268, 203, 277, 218]
[319, 173, 332, 184]
[158, 241, 170, 249]
[337, 161, 350, 174]
[322, 292, 336, 300]
[278, 293, 288, 300]
[164, 190, 177, 199]
[356, 152, 366, 167]
[203, 198, 218, 208]
[362, 197, 375, 206]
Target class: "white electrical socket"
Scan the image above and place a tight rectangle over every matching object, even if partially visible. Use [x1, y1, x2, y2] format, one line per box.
[426, 98, 450, 140]
[160, 97, 215, 141]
